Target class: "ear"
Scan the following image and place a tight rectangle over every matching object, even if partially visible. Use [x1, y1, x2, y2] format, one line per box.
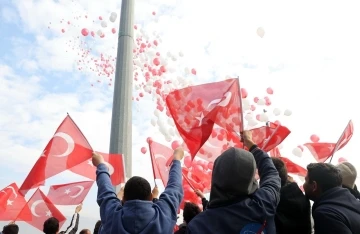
[312, 181, 318, 192]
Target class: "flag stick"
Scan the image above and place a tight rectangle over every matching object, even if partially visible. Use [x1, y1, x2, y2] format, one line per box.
[237, 77, 245, 148]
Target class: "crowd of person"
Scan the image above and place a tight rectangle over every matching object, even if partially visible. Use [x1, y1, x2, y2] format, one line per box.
[2, 130, 360, 234]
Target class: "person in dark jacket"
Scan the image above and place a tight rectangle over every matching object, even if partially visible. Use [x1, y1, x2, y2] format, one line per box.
[93, 220, 101, 234]
[93, 148, 184, 234]
[336, 162, 360, 199]
[187, 130, 281, 234]
[59, 203, 81, 234]
[271, 157, 311, 234]
[174, 202, 201, 234]
[303, 163, 360, 234]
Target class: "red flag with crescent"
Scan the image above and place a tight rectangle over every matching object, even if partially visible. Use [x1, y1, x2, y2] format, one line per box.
[0, 183, 27, 221]
[19, 114, 93, 196]
[47, 181, 94, 205]
[16, 188, 66, 232]
[166, 78, 243, 158]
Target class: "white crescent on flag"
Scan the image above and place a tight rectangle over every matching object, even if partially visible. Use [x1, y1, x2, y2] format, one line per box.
[31, 200, 44, 217]
[207, 92, 232, 110]
[69, 186, 85, 198]
[52, 132, 75, 157]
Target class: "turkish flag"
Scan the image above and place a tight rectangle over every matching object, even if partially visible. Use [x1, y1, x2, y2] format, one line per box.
[269, 148, 307, 177]
[251, 123, 291, 152]
[16, 188, 66, 232]
[19, 115, 93, 196]
[0, 183, 27, 221]
[69, 152, 125, 185]
[330, 120, 354, 160]
[304, 143, 337, 163]
[47, 181, 94, 205]
[166, 78, 243, 158]
[148, 140, 173, 186]
[304, 120, 353, 162]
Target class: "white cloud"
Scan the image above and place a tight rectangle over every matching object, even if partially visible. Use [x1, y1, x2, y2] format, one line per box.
[2, 0, 360, 232]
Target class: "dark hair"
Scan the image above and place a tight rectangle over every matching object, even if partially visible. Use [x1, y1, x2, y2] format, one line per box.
[79, 229, 90, 234]
[94, 220, 101, 234]
[124, 176, 151, 201]
[3, 224, 19, 234]
[307, 163, 342, 192]
[43, 217, 59, 234]
[183, 202, 201, 224]
[271, 157, 288, 186]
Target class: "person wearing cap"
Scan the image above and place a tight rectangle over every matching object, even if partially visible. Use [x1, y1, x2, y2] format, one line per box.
[337, 162, 360, 199]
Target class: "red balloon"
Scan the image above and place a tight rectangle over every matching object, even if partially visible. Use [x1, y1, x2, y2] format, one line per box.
[256, 114, 260, 121]
[81, 28, 89, 36]
[184, 156, 192, 168]
[153, 40, 158, 46]
[111, 28, 116, 34]
[152, 11, 156, 15]
[310, 134, 320, 143]
[191, 68, 197, 75]
[266, 87, 274, 95]
[153, 58, 160, 66]
[61, 29, 65, 33]
[208, 162, 214, 170]
[240, 88, 248, 98]
[141, 147, 147, 154]
[338, 157, 347, 163]
[146, 137, 152, 143]
[254, 97, 259, 103]
[99, 16, 103, 20]
[171, 140, 181, 150]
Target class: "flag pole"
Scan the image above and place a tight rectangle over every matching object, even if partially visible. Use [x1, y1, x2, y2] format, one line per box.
[236, 77, 245, 148]
[148, 139, 158, 186]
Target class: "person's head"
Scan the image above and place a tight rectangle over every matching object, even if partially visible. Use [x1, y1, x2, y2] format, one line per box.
[337, 162, 357, 189]
[93, 220, 101, 234]
[303, 163, 342, 201]
[43, 217, 59, 234]
[271, 157, 288, 186]
[2, 224, 19, 234]
[79, 229, 91, 234]
[183, 202, 201, 224]
[123, 176, 152, 202]
[209, 147, 258, 207]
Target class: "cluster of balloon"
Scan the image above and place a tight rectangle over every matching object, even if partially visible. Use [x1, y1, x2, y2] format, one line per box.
[48, 2, 120, 86]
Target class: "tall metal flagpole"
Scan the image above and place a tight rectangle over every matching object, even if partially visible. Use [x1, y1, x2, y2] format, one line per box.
[109, 0, 135, 191]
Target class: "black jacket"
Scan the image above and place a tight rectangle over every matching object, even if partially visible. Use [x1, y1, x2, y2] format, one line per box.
[275, 182, 312, 234]
[312, 187, 360, 234]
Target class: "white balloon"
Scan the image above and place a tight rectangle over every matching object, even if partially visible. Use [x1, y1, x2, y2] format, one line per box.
[101, 21, 108, 28]
[166, 52, 172, 57]
[109, 15, 117, 23]
[171, 56, 177, 62]
[184, 67, 190, 75]
[245, 113, 253, 121]
[292, 147, 303, 157]
[259, 113, 269, 122]
[273, 108, 281, 116]
[154, 109, 160, 117]
[257, 27, 265, 38]
[248, 119, 258, 127]
[168, 127, 175, 136]
[284, 109, 292, 116]
[165, 135, 172, 142]
[179, 51, 184, 57]
[151, 119, 156, 126]
[257, 99, 266, 105]
[97, 30, 103, 36]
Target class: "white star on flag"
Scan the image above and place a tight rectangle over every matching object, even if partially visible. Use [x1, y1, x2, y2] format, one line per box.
[7, 200, 13, 206]
[64, 189, 71, 195]
[227, 139, 237, 147]
[46, 210, 52, 217]
[195, 113, 205, 127]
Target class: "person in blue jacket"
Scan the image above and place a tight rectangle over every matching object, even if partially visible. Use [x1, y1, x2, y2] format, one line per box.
[187, 130, 281, 234]
[303, 163, 360, 234]
[92, 148, 184, 234]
